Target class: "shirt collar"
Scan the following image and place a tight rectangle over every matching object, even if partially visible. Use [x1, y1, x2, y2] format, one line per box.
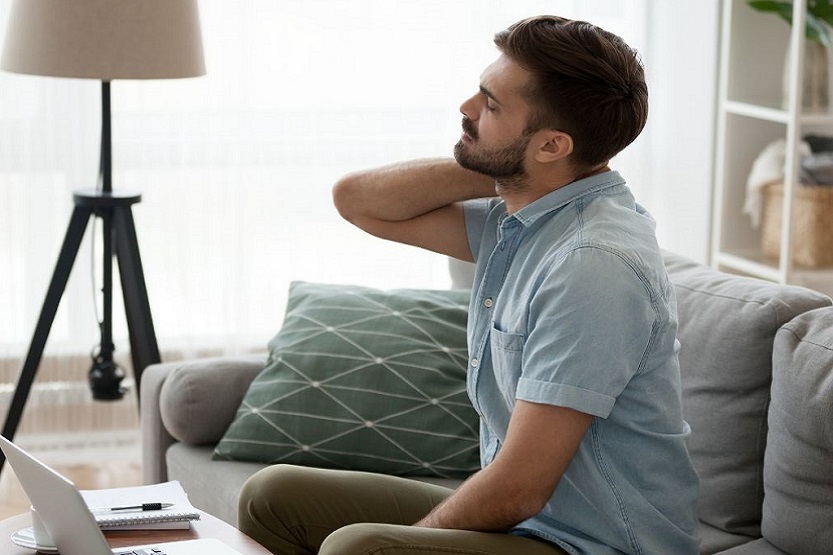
[508, 170, 626, 227]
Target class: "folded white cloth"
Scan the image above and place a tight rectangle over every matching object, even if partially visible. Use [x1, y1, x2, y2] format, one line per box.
[743, 139, 812, 228]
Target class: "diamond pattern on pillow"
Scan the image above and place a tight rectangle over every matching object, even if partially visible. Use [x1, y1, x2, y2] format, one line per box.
[213, 282, 479, 479]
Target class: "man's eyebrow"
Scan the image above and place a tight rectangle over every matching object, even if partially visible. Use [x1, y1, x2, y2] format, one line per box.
[479, 84, 501, 105]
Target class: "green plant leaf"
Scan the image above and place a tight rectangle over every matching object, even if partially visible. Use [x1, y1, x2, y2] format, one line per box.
[810, 0, 833, 26]
[807, 12, 832, 45]
[748, 0, 833, 45]
[748, 0, 795, 22]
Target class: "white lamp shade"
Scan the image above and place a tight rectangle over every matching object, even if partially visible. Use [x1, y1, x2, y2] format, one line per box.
[1, 0, 205, 80]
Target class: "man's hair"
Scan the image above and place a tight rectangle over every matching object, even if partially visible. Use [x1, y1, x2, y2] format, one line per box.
[494, 16, 648, 169]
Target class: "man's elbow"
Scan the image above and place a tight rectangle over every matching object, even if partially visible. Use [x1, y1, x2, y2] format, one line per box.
[331, 173, 392, 240]
[511, 488, 550, 523]
[332, 173, 360, 223]
[494, 480, 551, 526]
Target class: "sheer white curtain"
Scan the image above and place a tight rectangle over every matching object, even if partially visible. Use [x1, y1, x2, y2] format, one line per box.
[0, 0, 653, 366]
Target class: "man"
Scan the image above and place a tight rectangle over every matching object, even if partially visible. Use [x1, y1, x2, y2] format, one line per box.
[239, 15, 700, 555]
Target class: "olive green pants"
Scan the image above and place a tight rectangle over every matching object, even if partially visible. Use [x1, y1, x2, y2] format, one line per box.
[238, 465, 566, 555]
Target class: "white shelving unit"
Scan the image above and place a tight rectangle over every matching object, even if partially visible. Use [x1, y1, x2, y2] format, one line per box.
[711, 0, 833, 297]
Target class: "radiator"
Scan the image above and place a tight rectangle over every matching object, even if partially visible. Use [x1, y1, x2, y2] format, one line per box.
[0, 352, 140, 454]
[0, 345, 259, 456]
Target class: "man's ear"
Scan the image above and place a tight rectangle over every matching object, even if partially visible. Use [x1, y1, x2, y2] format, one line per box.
[534, 130, 573, 163]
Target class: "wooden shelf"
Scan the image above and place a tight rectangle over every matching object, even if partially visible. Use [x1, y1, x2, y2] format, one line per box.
[724, 101, 790, 124]
[715, 251, 783, 282]
[711, 0, 833, 296]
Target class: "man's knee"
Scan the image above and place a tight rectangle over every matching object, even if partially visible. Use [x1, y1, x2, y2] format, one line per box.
[320, 523, 399, 555]
[241, 464, 308, 500]
[320, 522, 568, 555]
[238, 464, 309, 528]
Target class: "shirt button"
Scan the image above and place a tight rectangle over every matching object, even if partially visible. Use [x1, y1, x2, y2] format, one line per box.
[484, 298, 493, 308]
[471, 358, 479, 368]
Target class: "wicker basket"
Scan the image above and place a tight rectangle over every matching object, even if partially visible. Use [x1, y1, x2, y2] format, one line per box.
[761, 182, 833, 268]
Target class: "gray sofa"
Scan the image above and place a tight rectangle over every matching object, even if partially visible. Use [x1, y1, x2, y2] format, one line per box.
[141, 252, 833, 554]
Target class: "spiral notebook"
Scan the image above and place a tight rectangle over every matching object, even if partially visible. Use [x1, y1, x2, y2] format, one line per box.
[80, 480, 201, 530]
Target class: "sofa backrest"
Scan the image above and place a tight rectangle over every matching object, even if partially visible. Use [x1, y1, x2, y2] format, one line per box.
[763, 307, 833, 555]
[663, 252, 831, 544]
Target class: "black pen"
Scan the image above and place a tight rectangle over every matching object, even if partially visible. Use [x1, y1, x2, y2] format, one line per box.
[105, 502, 174, 511]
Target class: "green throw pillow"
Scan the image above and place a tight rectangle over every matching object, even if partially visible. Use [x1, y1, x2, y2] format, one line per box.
[213, 281, 479, 478]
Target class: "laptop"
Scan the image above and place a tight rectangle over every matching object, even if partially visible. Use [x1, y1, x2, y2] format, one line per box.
[0, 435, 245, 555]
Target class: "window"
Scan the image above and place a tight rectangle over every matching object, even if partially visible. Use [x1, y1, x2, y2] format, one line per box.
[0, 1, 651, 360]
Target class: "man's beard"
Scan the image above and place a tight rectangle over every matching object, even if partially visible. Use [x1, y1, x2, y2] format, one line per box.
[453, 118, 532, 188]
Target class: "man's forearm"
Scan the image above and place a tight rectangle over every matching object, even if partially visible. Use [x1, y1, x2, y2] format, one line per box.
[413, 464, 543, 532]
[333, 158, 496, 223]
[414, 402, 590, 533]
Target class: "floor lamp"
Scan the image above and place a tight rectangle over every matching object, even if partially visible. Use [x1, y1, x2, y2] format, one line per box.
[0, 0, 205, 475]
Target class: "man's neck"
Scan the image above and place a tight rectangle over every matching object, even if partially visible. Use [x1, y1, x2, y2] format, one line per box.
[498, 164, 610, 214]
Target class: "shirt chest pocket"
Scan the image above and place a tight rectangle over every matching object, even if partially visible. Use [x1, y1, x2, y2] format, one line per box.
[489, 326, 525, 405]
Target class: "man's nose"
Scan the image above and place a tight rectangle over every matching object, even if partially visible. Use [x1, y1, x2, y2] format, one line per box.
[459, 93, 480, 121]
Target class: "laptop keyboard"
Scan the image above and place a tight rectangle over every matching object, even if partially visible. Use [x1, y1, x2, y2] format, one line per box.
[114, 549, 168, 555]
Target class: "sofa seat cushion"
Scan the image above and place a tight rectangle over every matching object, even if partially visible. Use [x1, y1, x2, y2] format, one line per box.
[763, 307, 833, 555]
[714, 537, 788, 555]
[663, 253, 831, 538]
[698, 521, 758, 555]
[214, 282, 479, 479]
[167, 443, 466, 528]
[167, 443, 269, 526]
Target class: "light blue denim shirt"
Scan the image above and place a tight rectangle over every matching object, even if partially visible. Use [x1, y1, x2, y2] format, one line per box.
[463, 170, 700, 555]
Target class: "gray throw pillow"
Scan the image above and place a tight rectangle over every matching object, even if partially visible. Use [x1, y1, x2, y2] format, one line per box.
[214, 282, 479, 479]
[762, 307, 833, 555]
[663, 252, 831, 540]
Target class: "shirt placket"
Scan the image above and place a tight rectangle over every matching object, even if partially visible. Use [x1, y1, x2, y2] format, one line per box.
[467, 216, 523, 415]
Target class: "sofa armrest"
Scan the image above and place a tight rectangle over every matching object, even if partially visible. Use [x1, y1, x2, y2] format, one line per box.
[141, 361, 182, 485]
[140, 355, 266, 485]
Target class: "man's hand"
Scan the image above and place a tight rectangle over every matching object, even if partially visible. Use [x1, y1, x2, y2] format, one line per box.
[332, 158, 496, 261]
[414, 400, 592, 531]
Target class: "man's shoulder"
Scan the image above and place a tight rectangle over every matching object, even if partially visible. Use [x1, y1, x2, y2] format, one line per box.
[531, 240, 673, 310]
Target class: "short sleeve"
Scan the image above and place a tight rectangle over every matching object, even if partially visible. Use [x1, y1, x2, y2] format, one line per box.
[517, 247, 659, 418]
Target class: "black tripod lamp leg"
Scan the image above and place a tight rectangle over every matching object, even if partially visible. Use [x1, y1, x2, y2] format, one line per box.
[113, 206, 160, 399]
[1, 206, 92, 472]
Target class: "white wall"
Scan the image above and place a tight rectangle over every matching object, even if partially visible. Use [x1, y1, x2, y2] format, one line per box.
[641, 1, 721, 263]
[0, 1, 723, 358]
